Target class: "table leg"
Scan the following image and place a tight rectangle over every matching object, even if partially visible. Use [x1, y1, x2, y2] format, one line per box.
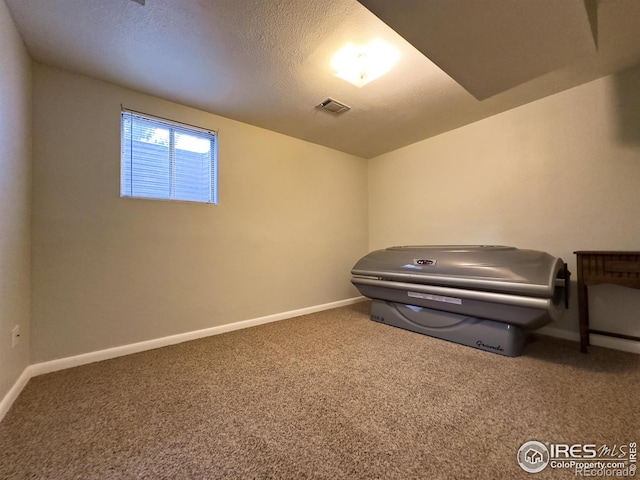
[578, 284, 589, 353]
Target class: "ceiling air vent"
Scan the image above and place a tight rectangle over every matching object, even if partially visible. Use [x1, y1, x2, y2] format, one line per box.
[317, 98, 351, 115]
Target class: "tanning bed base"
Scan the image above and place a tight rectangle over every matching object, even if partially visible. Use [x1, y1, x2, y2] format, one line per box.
[370, 299, 526, 357]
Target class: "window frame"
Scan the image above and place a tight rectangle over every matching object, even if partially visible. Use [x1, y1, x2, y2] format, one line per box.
[120, 108, 218, 205]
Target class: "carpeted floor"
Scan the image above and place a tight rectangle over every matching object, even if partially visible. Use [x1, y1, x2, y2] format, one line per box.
[0, 301, 638, 479]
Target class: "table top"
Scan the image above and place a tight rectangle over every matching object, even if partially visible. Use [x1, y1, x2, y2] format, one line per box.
[574, 251, 640, 255]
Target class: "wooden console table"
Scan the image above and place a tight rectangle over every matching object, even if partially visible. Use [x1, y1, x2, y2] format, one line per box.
[575, 251, 640, 353]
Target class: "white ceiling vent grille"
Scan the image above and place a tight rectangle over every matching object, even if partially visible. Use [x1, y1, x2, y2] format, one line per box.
[317, 98, 351, 115]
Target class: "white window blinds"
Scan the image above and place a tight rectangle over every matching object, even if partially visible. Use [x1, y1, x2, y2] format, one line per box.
[121, 109, 218, 204]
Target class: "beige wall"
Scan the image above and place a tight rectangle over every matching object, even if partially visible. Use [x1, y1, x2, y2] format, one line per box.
[31, 64, 368, 362]
[368, 65, 640, 337]
[0, 0, 31, 399]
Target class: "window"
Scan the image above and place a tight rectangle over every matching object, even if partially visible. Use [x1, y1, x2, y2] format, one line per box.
[121, 109, 218, 204]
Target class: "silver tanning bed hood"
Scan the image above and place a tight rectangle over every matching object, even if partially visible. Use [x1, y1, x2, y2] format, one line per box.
[351, 245, 570, 356]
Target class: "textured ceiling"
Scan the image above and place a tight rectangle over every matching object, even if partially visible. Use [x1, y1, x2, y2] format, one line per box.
[6, 0, 640, 158]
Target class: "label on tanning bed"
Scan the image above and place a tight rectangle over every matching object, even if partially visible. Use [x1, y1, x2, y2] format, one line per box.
[408, 291, 462, 305]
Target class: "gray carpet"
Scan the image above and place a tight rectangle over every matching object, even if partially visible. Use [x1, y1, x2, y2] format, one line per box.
[0, 301, 638, 479]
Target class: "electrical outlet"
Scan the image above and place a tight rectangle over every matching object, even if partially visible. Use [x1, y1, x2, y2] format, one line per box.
[11, 325, 20, 348]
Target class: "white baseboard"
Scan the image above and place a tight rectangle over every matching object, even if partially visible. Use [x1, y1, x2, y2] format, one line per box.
[537, 326, 640, 354]
[588, 334, 640, 354]
[0, 366, 32, 423]
[0, 296, 366, 423]
[537, 325, 580, 342]
[29, 296, 367, 377]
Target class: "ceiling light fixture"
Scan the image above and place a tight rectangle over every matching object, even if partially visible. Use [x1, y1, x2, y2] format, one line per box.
[331, 39, 399, 88]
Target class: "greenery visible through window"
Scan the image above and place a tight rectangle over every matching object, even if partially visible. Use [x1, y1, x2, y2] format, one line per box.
[121, 109, 218, 204]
